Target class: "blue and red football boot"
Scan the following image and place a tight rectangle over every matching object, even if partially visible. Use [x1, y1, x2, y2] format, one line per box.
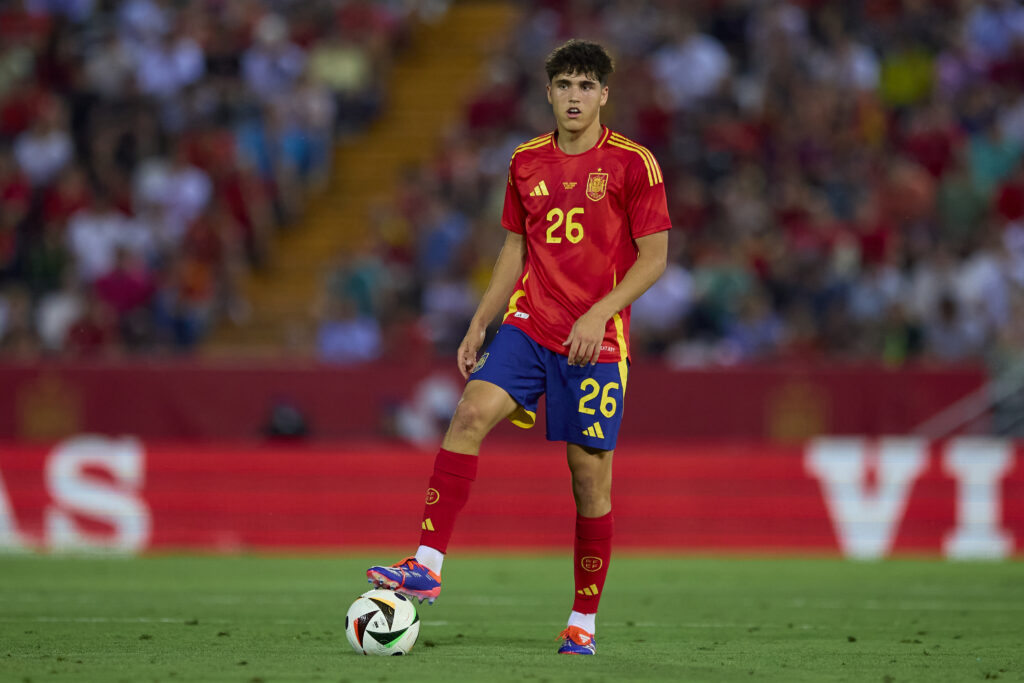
[366, 556, 442, 605]
[557, 626, 597, 654]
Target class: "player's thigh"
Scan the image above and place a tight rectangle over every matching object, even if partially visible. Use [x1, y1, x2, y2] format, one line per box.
[467, 325, 548, 429]
[450, 379, 520, 433]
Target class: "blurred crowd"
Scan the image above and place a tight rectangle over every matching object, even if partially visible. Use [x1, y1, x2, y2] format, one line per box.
[318, 0, 1024, 371]
[0, 0, 439, 357]
[5, 1, 1024, 372]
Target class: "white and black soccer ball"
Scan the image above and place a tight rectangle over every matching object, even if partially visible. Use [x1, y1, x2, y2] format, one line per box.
[345, 589, 420, 656]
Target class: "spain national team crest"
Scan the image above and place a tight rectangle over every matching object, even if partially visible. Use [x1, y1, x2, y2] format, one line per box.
[586, 172, 608, 201]
[471, 352, 489, 374]
[581, 556, 603, 572]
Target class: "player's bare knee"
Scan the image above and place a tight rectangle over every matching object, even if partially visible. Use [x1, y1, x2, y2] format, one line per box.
[448, 400, 491, 441]
[571, 471, 610, 508]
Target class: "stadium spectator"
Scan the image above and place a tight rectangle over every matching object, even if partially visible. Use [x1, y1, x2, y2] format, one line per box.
[24, 219, 70, 296]
[35, 269, 84, 352]
[963, 0, 1024, 67]
[67, 191, 151, 283]
[308, 24, 381, 137]
[132, 22, 205, 102]
[63, 287, 118, 357]
[13, 102, 71, 187]
[0, 283, 37, 356]
[132, 142, 212, 250]
[650, 14, 731, 111]
[724, 288, 785, 361]
[93, 246, 157, 349]
[630, 237, 695, 356]
[315, 295, 382, 365]
[83, 33, 135, 100]
[924, 294, 987, 362]
[242, 14, 306, 104]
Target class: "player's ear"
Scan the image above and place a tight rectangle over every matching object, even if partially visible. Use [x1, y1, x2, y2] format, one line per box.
[546, 82, 552, 104]
[600, 85, 609, 106]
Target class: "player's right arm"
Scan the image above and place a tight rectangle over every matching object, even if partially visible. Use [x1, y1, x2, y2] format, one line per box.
[456, 230, 526, 378]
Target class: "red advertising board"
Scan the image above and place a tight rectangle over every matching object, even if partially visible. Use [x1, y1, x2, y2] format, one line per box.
[0, 360, 986, 441]
[1, 437, 1020, 557]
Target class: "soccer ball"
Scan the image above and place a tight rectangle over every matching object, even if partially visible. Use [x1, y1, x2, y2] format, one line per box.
[345, 589, 420, 656]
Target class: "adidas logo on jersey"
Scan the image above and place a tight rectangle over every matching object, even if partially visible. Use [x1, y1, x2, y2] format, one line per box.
[577, 583, 600, 597]
[529, 180, 550, 196]
[421, 518, 435, 531]
[582, 422, 605, 439]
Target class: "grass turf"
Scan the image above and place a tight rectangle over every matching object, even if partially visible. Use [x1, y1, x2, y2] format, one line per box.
[0, 554, 1020, 682]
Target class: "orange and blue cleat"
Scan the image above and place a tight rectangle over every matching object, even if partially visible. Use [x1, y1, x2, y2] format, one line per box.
[366, 557, 442, 605]
[557, 626, 596, 654]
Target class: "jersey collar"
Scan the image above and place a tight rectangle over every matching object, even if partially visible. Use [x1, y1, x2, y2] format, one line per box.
[551, 125, 611, 154]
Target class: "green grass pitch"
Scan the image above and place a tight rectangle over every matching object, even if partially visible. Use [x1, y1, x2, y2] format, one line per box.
[0, 554, 1020, 682]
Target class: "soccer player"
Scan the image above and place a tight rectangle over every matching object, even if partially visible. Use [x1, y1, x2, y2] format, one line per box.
[367, 39, 671, 655]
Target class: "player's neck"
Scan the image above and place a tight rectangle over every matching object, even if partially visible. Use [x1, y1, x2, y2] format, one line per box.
[556, 122, 603, 155]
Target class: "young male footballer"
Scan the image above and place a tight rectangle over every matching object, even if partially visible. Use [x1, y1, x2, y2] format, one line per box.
[367, 39, 671, 655]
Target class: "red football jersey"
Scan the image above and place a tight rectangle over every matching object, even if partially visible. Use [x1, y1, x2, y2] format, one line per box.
[500, 126, 672, 363]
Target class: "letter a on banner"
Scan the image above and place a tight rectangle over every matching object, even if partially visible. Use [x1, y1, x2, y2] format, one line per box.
[806, 437, 927, 559]
[0, 467, 28, 552]
[943, 438, 1014, 559]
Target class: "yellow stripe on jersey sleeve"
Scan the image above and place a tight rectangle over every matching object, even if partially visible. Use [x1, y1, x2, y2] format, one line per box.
[515, 131, 554, 149]
[508, 134, 554, 184]
[610, 133, 662, 182]
[608, 135, 662, 185]
[510, 134, 554, 160]
[608, 134, 663, 186]
[607, 138, 653, 186]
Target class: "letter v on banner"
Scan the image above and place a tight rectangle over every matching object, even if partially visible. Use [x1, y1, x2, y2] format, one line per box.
[805, 438, 928, 559]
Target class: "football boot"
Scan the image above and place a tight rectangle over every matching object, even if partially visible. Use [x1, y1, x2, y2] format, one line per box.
[557, 626, 597, 655]
[366, 556, 441, 604]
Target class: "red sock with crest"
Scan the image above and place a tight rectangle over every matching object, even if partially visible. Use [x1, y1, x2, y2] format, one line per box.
[417, 448, 478, 553]
[571, 511, 613, 614]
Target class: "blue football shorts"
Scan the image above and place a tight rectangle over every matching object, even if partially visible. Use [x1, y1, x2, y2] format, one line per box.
[468, 324, 628, 450]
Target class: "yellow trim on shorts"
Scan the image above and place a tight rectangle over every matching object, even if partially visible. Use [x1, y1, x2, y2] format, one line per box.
[508, 406, 536, 429]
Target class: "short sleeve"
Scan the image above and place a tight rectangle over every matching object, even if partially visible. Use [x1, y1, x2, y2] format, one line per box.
[625, 155, 672, 239]
[500, 162, 526, 234]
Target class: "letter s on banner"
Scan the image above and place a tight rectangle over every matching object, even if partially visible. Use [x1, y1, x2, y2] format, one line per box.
[45, 436, 150, 552]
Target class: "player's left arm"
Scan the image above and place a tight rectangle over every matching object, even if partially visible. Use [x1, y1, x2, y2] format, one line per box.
[562, 230, 668, 366]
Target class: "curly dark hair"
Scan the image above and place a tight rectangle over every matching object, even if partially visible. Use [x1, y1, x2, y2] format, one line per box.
[544, 39, 614, 85]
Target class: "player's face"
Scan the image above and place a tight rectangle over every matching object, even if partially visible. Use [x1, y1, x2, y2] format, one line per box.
[547, 71, 608, 135]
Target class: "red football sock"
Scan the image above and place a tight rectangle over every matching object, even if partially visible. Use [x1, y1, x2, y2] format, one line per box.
[571, 511, 613, 614]
[418, 448, 478, 554]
